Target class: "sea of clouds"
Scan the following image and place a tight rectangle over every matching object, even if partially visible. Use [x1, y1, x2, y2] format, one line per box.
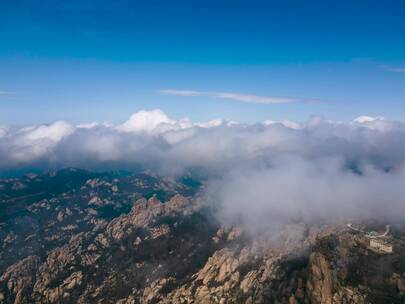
[2, 109, 405, 226]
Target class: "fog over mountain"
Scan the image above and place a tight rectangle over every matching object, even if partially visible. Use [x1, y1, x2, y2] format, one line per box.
[1, 109, 405, 229]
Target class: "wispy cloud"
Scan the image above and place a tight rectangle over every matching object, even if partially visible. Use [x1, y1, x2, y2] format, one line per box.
[387, 68, 405, 73]
[0, 90, 15, 96]
[381, 65, 405, 73]
[159, 89, 295, 104]
[159, 89, 202, 97]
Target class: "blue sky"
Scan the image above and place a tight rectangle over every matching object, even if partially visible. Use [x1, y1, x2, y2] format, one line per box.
[0, 0, 405, 124]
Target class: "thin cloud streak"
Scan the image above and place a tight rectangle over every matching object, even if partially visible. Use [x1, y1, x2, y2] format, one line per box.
[0, 90, 14, 95]
[159, 89, 295, 104]
[382, 66, 405, 73]
[159, 89, 202, 97]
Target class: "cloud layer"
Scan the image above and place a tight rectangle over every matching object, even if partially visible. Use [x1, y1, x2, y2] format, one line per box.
[2, 110, 405, 228]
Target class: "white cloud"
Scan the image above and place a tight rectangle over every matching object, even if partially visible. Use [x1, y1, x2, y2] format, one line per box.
[77, 122, 114, 129]
[0, 90, 14, 96]
[1, 110, 403, 170]
[2, 121, 74, 163]
[384, 67, 405, 73]
[116, 109, 234, 135]
[77, 122, 100, 129]
[213, 157, 405, 233]
[159, 89, 203, 97]
[116, 109, 180, 133]
[195, 119, 224, 128]
[381, 64, 405, 73]
[0, 127, 7, 138]
[19, 121, 75, 142]
[1, 109, 405, 230]
[159, 89, 295, 104]
[353, 115, 384, 123]
[214, 92, 293, 104]
[352, 116, 397, 132]
[263, 119, 301, 129]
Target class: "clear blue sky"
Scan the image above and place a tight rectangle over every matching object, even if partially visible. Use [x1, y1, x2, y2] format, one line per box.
[0, 0, 405, 124]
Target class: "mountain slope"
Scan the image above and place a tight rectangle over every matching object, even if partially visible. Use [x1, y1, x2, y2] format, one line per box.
[1, 170, 405, 303]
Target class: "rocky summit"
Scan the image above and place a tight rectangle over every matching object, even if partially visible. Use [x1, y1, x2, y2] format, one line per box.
[1, 169, 405, 304]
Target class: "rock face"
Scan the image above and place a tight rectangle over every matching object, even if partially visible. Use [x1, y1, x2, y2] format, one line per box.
[1, 170, 405, 303]
[0, 169, 198, 275]
[0, 255, 40, 304]
[305, 233, 405, 304]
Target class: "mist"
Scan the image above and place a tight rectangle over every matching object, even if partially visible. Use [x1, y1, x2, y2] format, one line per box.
[2, 109, 405, 228]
